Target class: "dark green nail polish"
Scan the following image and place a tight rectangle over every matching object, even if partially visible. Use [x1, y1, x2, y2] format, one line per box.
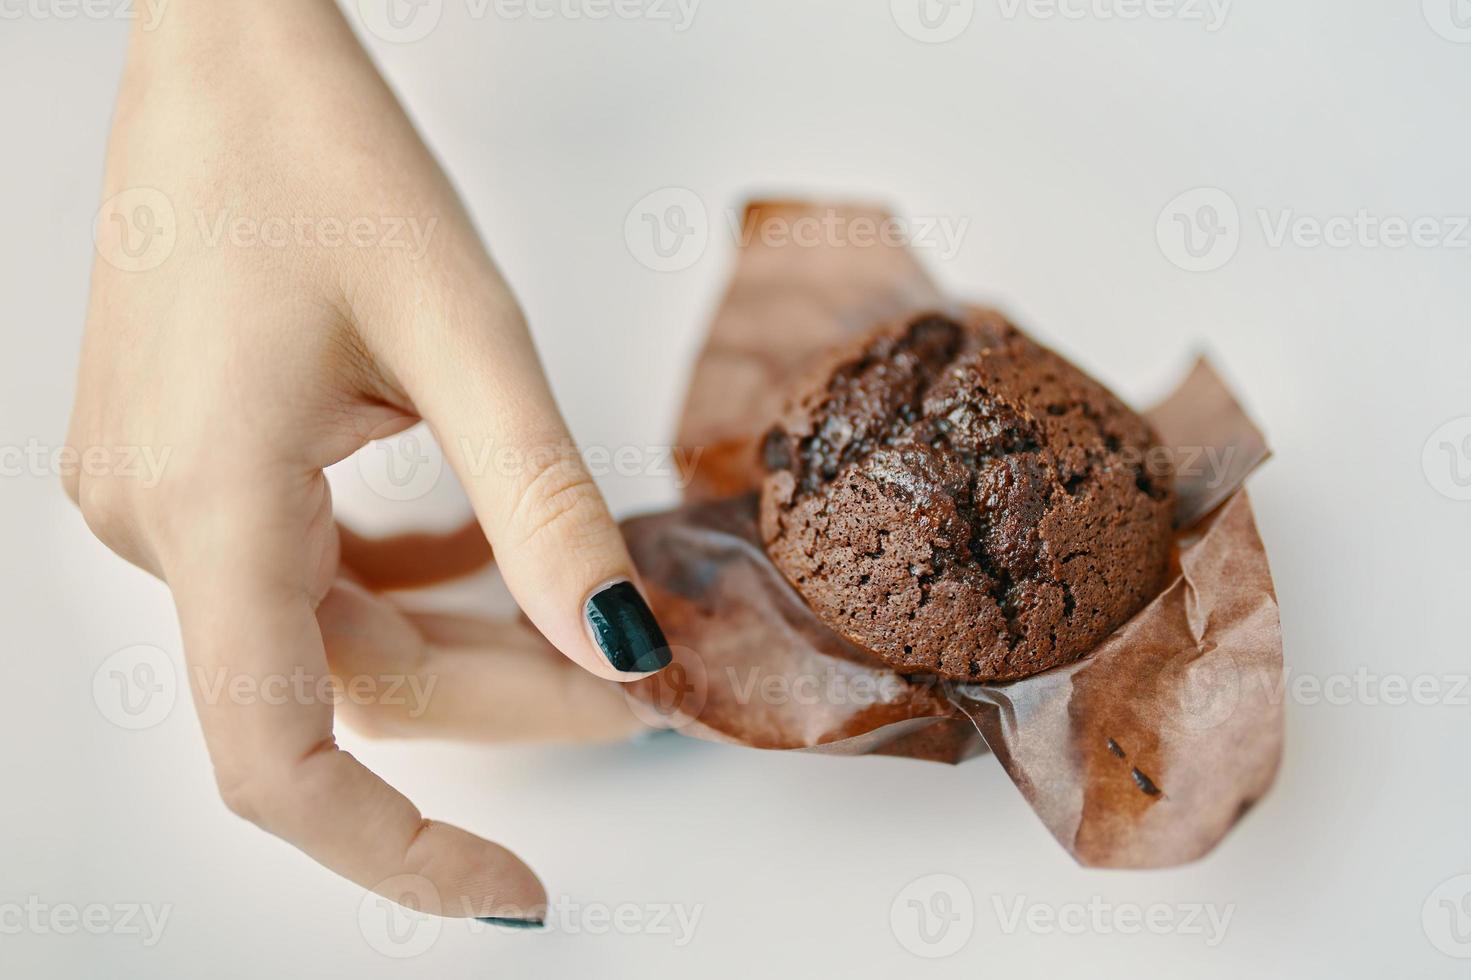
[476, 916, 545, 929]
[585, 581, 672, 674]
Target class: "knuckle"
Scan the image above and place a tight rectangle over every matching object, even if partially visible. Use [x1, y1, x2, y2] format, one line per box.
[212, 752, 297, 830]
[76, 476, 132, 540]
[213, 739, 337, 833]
[214, 762, 267, 826]
[60, 465, 81, 507]
[504, 451, 607, 551]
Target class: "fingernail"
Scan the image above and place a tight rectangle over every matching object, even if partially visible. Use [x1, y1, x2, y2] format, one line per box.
[584, 581, 672, 674]
[476, 916, 545, 930]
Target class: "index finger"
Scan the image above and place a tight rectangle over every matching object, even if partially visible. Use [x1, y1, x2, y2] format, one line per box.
[167, 475, 546, 923]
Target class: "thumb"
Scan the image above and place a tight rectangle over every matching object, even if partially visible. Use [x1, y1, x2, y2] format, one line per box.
[390, 293, 671, 683]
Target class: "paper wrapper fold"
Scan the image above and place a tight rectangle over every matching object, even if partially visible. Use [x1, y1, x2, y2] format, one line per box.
[626, 202, 1283, 868]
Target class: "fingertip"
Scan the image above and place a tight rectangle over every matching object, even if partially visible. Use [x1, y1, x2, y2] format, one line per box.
[402, 822, 548, 921]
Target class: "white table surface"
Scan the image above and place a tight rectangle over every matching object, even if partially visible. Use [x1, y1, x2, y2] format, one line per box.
[3, 2, 1469, 976]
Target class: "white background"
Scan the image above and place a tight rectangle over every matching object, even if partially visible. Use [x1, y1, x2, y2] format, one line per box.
[3, 0, 1470, 976]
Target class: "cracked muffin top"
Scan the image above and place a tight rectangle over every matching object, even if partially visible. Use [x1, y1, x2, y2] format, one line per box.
[757, 308, 1175, 682]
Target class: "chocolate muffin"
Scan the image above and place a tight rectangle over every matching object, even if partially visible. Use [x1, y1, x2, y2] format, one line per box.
[757, 308, 1175, 682]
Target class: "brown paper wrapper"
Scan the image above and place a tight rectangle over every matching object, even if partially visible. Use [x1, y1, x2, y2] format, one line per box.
[625, 202, 1283, 868]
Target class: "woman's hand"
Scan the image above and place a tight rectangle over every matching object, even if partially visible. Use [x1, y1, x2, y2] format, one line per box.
[67, 0, 667, 922]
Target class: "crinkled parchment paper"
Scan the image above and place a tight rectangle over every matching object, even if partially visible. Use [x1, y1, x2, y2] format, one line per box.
[624, 202, 1282, 867]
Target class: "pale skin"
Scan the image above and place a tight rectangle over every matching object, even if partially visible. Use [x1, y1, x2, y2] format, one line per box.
[67, 0, 658, 921]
